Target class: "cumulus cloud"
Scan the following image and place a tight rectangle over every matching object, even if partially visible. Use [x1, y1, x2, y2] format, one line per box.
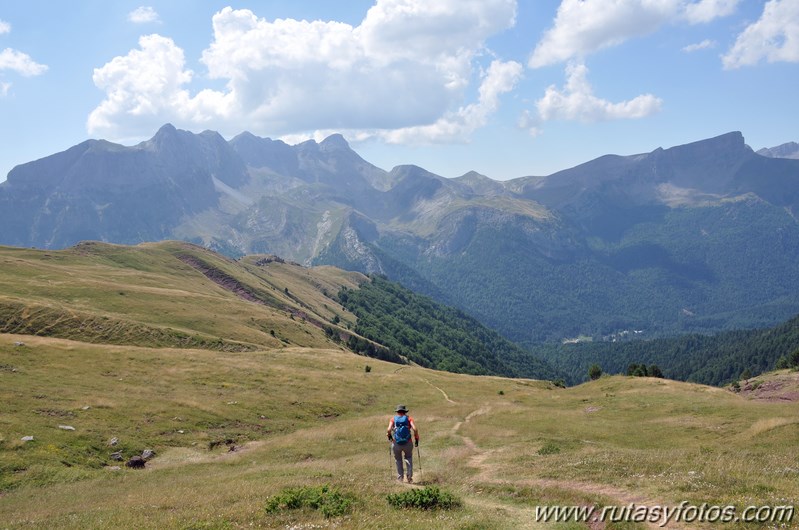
[0, 19, 10, 35]
[128, 6, 160, 24]
[683, 0, 739, 23]
[380, 59, 523, 143]
[89, 1, 517, 143]
[530, 0, 740, 67]
[0, 48, 48, 76]
[722, 0, 799, 69]
[522, 63, 662, 134]
[88, 34, 231, 138]
[682, 39, 716, 52]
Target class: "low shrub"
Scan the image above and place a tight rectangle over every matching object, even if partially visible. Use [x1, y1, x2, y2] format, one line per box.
[537, 442, 561, 455]
[265, 485, 354, 518]
[386, 486, 461, 510]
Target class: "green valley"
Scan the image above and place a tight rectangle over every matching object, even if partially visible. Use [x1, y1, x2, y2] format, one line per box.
[1, 242, 799, 529]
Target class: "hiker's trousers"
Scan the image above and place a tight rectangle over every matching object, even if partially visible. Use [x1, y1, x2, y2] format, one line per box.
[392, 441, 413, 479]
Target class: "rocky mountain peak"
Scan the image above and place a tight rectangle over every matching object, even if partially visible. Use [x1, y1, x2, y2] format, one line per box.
[458, 170, 490, 181]
[151, 123, 179, 145]
[155, 122, 178, 136]
[758, 141, 799, 159]
[663, 131, 749, 157]
[319, 133, 350, 152]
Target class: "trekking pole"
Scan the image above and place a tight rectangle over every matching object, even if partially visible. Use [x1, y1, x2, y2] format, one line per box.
[389, 443, 394, 481]
[416, 444, 422, 483]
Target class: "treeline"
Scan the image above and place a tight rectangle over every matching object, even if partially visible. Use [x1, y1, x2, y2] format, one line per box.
[338, 276, 560, 380]
[535, 313, 799, 386]
[322, 325, 405, 364]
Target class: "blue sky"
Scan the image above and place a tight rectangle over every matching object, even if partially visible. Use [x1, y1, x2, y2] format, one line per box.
[1, 1, 797, 182]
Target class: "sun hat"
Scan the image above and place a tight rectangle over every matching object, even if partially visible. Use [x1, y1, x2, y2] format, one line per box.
[395, 404, 408, 413]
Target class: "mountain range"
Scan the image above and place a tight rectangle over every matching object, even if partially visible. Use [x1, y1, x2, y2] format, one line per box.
[2, 125, 799, 343]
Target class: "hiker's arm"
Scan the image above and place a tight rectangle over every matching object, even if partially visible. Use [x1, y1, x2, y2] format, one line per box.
[386, 418, 394, 440]
[410, 419, 419, 442]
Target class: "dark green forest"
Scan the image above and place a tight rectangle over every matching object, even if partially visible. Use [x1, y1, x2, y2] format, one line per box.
[374, 200, 799, 344]
[337, 272, 799, 388]
[338, 275, 560, 381]
[536, 314, 799, 386]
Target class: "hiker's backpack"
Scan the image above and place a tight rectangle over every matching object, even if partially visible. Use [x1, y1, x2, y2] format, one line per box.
[393, 415, 411, 444]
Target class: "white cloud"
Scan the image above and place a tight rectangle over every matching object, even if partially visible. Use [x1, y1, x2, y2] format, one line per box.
[530, 0, 740, 67]
[684, 0, 739, 24]
[380, 59, 523, 143]
[128, 6, 160, 24]
[524, 63, 662, 132]
[88, 34, 231, 138]
[0, 22, 47, 91]
[0, 48, 48, 76]
[722, 0, 799, 69]
[682, 39, 716, 52]
[89, 1, 517, 143]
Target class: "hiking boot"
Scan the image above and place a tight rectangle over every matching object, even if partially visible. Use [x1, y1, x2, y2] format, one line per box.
[407, 477, 413, 484]
[397, 476, 404, 482]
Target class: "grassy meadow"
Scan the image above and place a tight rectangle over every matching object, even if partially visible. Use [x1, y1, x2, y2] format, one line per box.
[1, 242, 798, 529]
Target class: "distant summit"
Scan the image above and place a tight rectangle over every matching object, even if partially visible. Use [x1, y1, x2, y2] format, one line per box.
[758, 141, 799, 160]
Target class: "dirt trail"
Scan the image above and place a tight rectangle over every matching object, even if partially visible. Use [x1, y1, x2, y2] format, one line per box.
[419, 376, 457, 404]
[449, 405, 699, 529]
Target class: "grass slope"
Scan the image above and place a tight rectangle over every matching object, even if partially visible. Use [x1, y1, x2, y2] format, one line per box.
[2, 241, 798, 528]
[0, 241, 365, 353]
[2, 336, 799, 529]
[0, 241, 557, 377]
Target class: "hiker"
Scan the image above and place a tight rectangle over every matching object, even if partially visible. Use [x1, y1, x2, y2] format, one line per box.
[387, 404, 419, 483]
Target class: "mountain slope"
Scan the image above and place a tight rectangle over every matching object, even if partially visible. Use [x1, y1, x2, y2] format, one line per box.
[0, 241, 353, 351]
[0, 124, 248, 249]
[338, 275, 560, 380]
[0, 241, 557, 380]
[358, 132, 799, 342]
[3, 126, 799, 343]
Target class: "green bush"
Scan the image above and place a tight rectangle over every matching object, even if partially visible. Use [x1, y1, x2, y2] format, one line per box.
[386, 486, 461, 510]
[537, 442, 561, 455]
[265, 485, 354, 518]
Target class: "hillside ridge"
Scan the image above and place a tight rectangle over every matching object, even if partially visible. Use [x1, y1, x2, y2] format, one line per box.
[0, 240, 557, 380]
[3, 127, 799, 344]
